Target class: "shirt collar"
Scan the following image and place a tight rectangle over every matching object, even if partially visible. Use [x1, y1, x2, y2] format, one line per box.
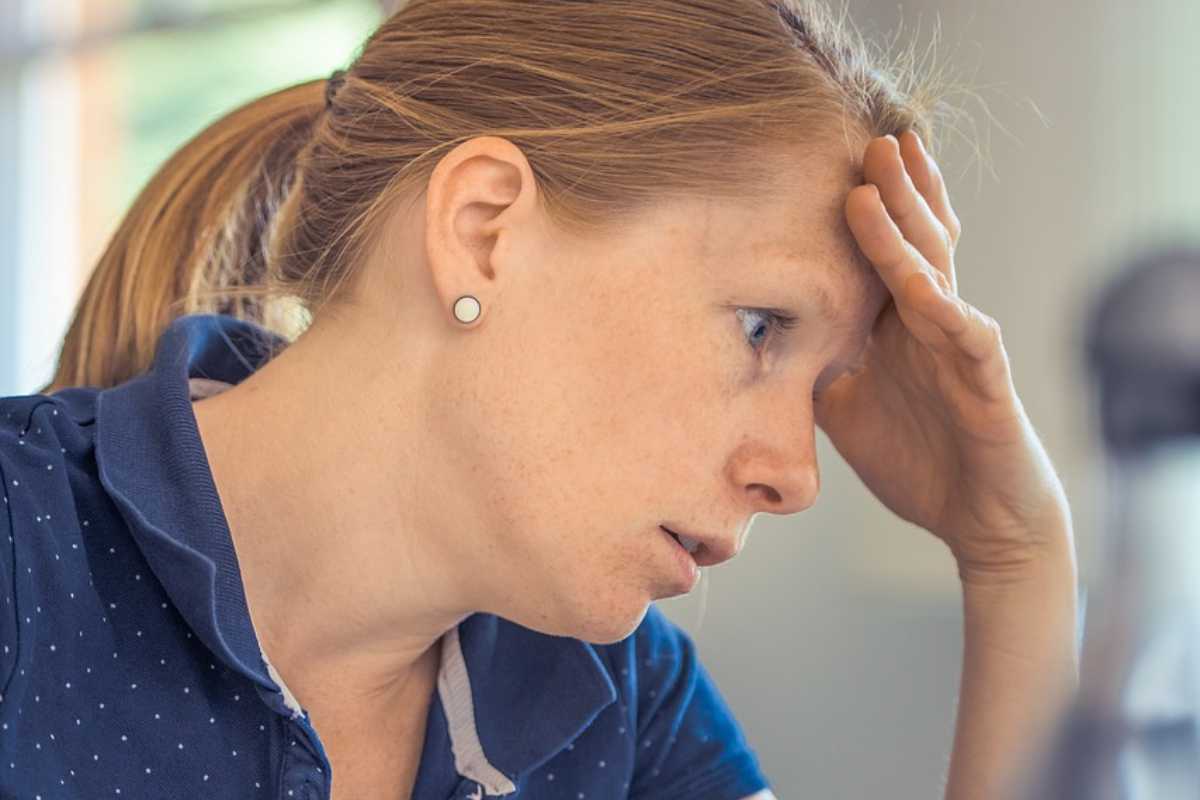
[94, 312, 616, 793]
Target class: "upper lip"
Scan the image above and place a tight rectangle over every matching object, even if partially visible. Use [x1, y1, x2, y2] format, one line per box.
[660, 523, 739, 568]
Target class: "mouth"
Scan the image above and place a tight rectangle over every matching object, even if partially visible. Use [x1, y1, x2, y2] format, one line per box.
[659, 523, 738, 568]
[661, 525, 701, 555]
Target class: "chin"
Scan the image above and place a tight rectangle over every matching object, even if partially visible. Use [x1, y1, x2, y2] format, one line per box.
[567, 615, 646, 646]
[517, 584, 650, 646]
[564, 588, 654, 646]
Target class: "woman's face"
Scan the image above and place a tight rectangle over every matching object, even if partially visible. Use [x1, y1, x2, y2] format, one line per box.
[390, 137, 892, 644]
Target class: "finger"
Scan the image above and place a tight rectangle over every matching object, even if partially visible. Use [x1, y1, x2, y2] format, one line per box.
[848, 184, 1006, 377]
[900, 130, 962, 256]
[897, 131, 957, 295]
[862, 135, 953, 279]
[905, 270, 1011, 391]
[845, 182, 950, 305]
[907, 275, 1012, 402]
[901, 271, 964, 357]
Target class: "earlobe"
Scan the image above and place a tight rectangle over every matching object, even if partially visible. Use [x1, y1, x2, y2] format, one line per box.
[423, 136, 537, 328]
[453, 295, 482, 325]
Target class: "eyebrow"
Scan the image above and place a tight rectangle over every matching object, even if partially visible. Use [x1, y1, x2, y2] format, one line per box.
[802, 281, 838, 324]
[766, 276, 871, 374]
[765, 278, 845, 328]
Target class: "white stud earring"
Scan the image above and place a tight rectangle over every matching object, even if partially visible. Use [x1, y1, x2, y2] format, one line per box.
[453, 295, 481, 324]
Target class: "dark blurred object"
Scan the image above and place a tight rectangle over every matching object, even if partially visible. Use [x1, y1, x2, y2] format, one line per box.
[1017, 244, 1200, 799]
[1087, 246, 1200, 454]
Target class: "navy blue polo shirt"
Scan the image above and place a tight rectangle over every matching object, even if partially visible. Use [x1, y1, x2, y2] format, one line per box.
[0, 312, 772, 799]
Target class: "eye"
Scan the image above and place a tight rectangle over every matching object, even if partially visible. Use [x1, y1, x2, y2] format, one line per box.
[736, 307, 799, 352]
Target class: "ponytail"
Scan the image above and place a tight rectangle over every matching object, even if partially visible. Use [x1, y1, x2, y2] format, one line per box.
[41, 0, 962, 395]
[40, 78, 327, 393]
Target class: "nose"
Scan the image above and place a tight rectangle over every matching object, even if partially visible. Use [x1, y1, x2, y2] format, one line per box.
[727, 414, 821, 517]
[741, 452, 820, 515]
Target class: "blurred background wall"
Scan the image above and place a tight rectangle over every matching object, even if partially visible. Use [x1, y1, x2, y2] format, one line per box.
[1, 0, 1197, 796]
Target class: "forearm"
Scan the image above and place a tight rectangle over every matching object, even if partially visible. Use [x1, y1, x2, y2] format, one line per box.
[942, 535, 1080, 800]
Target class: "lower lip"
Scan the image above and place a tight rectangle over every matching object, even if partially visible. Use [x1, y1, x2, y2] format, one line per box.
[659, 527, 700, 591]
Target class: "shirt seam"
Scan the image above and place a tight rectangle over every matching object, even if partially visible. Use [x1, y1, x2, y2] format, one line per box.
[273, 715, 290, 800]
[0, 450, 19, 701]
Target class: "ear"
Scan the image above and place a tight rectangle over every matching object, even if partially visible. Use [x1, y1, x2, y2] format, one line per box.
[423, 135, 540, 327]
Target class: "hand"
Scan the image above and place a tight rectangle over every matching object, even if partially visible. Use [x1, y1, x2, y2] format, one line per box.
[815, 131, 1072, 578]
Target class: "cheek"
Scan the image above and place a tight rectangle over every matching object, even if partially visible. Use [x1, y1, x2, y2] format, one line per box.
[463, 345, 676, 628]
[453, 301, 733, 581]
[563, 314, 744, 529]
[453, 319, 655, 550]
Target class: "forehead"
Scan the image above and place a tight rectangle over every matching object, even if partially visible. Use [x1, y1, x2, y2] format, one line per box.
[679, 144, 888, 328]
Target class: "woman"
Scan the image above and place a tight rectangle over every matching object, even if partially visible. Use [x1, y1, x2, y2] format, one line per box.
[0, 0, 1078, 798]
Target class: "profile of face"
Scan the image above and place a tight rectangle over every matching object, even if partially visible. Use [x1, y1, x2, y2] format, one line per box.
[347, 135, 892, 645]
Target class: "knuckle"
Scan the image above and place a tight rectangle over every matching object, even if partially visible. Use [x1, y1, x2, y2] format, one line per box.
[981, 313, 1003, 343]
[928, 159, 946, 186]
[882, 246, 909, 274]
[931, 269, 952, 293]
[937, 224, 954, 253]
[948, 214, 963, 243]
[890, 198, 916, 225]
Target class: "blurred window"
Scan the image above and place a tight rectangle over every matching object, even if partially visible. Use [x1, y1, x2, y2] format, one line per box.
[1, 0, 381, 395]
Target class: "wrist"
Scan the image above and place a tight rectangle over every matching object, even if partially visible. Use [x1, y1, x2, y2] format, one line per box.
[953, 504, 1077, 589]
[946, 528, 1082, 800]
[959, 535, 1081, 684]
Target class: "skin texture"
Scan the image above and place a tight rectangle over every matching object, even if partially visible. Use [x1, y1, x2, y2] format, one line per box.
[192, 129, 1077, 798]
[192, 132, 889, 706]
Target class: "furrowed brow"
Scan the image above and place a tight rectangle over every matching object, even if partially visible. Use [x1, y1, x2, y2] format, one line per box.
[790, 277, 849, 329]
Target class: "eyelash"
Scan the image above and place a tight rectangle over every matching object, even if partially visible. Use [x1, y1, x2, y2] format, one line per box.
[737, 307, 800, 353]
[737, 308, 829, 402]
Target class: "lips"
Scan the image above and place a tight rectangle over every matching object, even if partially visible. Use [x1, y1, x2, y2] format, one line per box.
[660, 523, 739, 568]
[662, 526, 702, 555]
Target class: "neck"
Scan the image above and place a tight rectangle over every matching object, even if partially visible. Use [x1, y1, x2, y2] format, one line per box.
[189, 312, 478, 713]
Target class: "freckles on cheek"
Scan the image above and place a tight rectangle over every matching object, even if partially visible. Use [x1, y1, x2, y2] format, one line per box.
[581, 312, 722, 445]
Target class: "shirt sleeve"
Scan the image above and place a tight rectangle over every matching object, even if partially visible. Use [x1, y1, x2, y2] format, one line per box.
[628, 603, 772, 799]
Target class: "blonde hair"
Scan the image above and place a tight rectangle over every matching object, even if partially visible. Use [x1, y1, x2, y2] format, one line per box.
[40, 0, 963, 393]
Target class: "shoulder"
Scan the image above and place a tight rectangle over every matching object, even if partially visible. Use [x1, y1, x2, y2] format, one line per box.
[0, 387, 101, 464]
[0, 388, 102, 533]
[0, 388, 104, 688]
[0, 385, 104, 502]
[1, 388, 111, 700]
